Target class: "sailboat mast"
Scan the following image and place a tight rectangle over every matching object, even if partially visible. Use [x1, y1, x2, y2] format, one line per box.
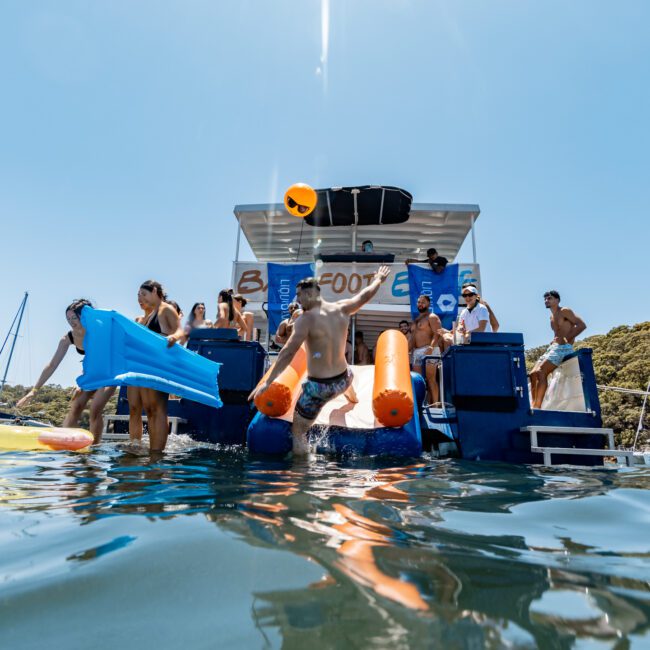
[0, 292, 29, 394]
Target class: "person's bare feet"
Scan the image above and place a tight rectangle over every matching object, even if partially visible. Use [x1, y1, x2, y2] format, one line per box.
[344, 385, 359, 404]
[292, 433, 311, 456]
[119, 441, 149, 457]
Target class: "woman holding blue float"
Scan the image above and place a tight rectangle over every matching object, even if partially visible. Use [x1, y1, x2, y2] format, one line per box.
[16, 299, 115, 443]
[129, 280, 185, 453]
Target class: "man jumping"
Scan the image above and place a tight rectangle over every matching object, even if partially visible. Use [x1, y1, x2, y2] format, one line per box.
[530, 290, 586, 408]
[249, 265, 391, 455]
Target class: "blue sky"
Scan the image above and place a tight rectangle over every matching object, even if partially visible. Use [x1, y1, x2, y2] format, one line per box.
[1, 0, 649, 388]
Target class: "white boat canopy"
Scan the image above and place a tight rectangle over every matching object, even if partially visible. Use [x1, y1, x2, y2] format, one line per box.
[234, 199, 480, 264]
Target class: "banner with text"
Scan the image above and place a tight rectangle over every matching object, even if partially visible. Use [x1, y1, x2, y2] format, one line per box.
[233, 262, 481, 307]
[266, 262, 314, 332]
[407, 264, 459, 329]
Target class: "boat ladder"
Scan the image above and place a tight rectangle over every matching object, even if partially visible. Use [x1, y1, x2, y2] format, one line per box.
[102, 414, 187, 442]
[521, 425, 634, 467]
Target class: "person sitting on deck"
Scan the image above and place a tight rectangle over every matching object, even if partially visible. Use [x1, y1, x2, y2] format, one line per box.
[249, 266, 391, 456]
[530, 290, 587, 409]
[354, 331, 373, 365]
[461, 282, 500, 332]
[274, 302, 302, 347]
[410, 295, 445, 404]
[405, 247, 448, 274]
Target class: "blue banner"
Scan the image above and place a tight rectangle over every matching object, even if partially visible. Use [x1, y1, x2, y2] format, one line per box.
[407, 264, 459, 329]
[267, 262, 314, 332]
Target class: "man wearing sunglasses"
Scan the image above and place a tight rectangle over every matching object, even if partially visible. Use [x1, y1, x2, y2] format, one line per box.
[457, 286, 491, 341]
[529, 290, 587, 409]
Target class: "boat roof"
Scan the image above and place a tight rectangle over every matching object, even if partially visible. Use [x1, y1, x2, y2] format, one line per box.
[234, 197, 480, 263]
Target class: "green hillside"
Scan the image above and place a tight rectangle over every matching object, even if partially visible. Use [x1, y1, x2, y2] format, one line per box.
[0, 384, 118, 429]
[526, 322, 650, 446]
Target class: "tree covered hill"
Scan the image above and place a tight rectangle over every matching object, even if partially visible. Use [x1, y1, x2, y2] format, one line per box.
[526, 321, 650, 446]
[0, 384, 117, 429]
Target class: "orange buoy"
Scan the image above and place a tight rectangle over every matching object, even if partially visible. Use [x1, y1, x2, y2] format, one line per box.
[254, 346, 308, 417]
[372, 330, 414, 427]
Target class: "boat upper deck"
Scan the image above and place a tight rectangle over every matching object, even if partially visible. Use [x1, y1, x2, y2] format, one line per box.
[231, 188, 481, 348]
[234, 200, 480, 264]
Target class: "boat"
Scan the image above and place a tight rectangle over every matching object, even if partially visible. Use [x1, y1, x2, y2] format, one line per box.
[106, 185, 631, 466]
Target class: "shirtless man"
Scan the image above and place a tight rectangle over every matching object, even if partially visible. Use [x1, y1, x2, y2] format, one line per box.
[410, 295, 445, 404]
[249, 266, 391, 455]
[354, 331, 373, 365]
[274, 302, 302, 346]
[530, 290, 586, 409]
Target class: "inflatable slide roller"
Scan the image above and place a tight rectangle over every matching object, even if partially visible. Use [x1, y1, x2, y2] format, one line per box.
[254, 346, 307, 417]
[372, 330, 414, 427]
[0, 425, 94, 452]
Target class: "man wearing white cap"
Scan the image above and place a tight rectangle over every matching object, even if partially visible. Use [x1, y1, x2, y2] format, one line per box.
[457, 286, 492, 341]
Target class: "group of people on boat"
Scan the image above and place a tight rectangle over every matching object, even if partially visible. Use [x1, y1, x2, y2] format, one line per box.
[15, 281, 259, 454]
[16, 263, 587, 457]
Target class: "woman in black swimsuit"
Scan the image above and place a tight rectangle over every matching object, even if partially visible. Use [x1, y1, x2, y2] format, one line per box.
[131, 280, 185, 453]
[16, 299, 115, 442]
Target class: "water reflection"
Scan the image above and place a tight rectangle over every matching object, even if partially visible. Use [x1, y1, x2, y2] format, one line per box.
[1, 447, 649, 647]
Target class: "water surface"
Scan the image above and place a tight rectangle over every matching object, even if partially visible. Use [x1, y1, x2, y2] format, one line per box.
[1, 440, 649, 649]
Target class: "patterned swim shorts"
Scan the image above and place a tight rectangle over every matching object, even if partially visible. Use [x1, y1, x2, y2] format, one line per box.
[295, 368, 354, 421]
[539, 342, 574, 367]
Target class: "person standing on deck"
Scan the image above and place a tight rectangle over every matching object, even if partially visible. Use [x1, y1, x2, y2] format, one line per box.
[249, 266, 391, 456]
[354, 331, 373, 365]
[461, 282, 500, 332]
[457, 286, 492, 340]
[410, 295, 445, 404]
[530, 290, 586, 409]
[274, 302, 302, 347]
[214, 289, 247, 332]
[405, 247, 448, 274]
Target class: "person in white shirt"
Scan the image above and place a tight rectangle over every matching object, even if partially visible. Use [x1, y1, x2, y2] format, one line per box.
[458, 286, 492, 341]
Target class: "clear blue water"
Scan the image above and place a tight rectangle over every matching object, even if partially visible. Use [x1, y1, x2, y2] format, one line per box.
[1, 441, 650, 649]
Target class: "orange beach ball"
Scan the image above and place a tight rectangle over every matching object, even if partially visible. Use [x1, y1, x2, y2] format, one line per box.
[284, 183, 318, 218]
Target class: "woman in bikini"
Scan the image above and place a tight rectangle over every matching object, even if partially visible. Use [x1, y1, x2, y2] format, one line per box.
[16, 299, 115, 442]
[214, 289, 247, 333]
[185, 302, 213, 335]
[126, 294, 155, 447]
[233, 294, 255, 341]
[130, 280, 185, 453]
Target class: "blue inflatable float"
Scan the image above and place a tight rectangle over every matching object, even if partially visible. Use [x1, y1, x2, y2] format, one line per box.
[78, 307, 222, 408]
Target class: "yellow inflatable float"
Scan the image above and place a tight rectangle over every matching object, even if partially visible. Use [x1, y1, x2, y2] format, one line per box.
[0, 424, 93, 452]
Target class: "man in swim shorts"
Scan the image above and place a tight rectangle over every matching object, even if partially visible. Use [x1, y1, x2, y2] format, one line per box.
[530, 290, 586, 409]
[249, 265, 391, 455]
[410, 295, 445, 404]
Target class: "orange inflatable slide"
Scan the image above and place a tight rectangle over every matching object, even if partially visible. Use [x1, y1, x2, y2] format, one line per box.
[372, 330, 414, 427]
[253, 345, 307, 417]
